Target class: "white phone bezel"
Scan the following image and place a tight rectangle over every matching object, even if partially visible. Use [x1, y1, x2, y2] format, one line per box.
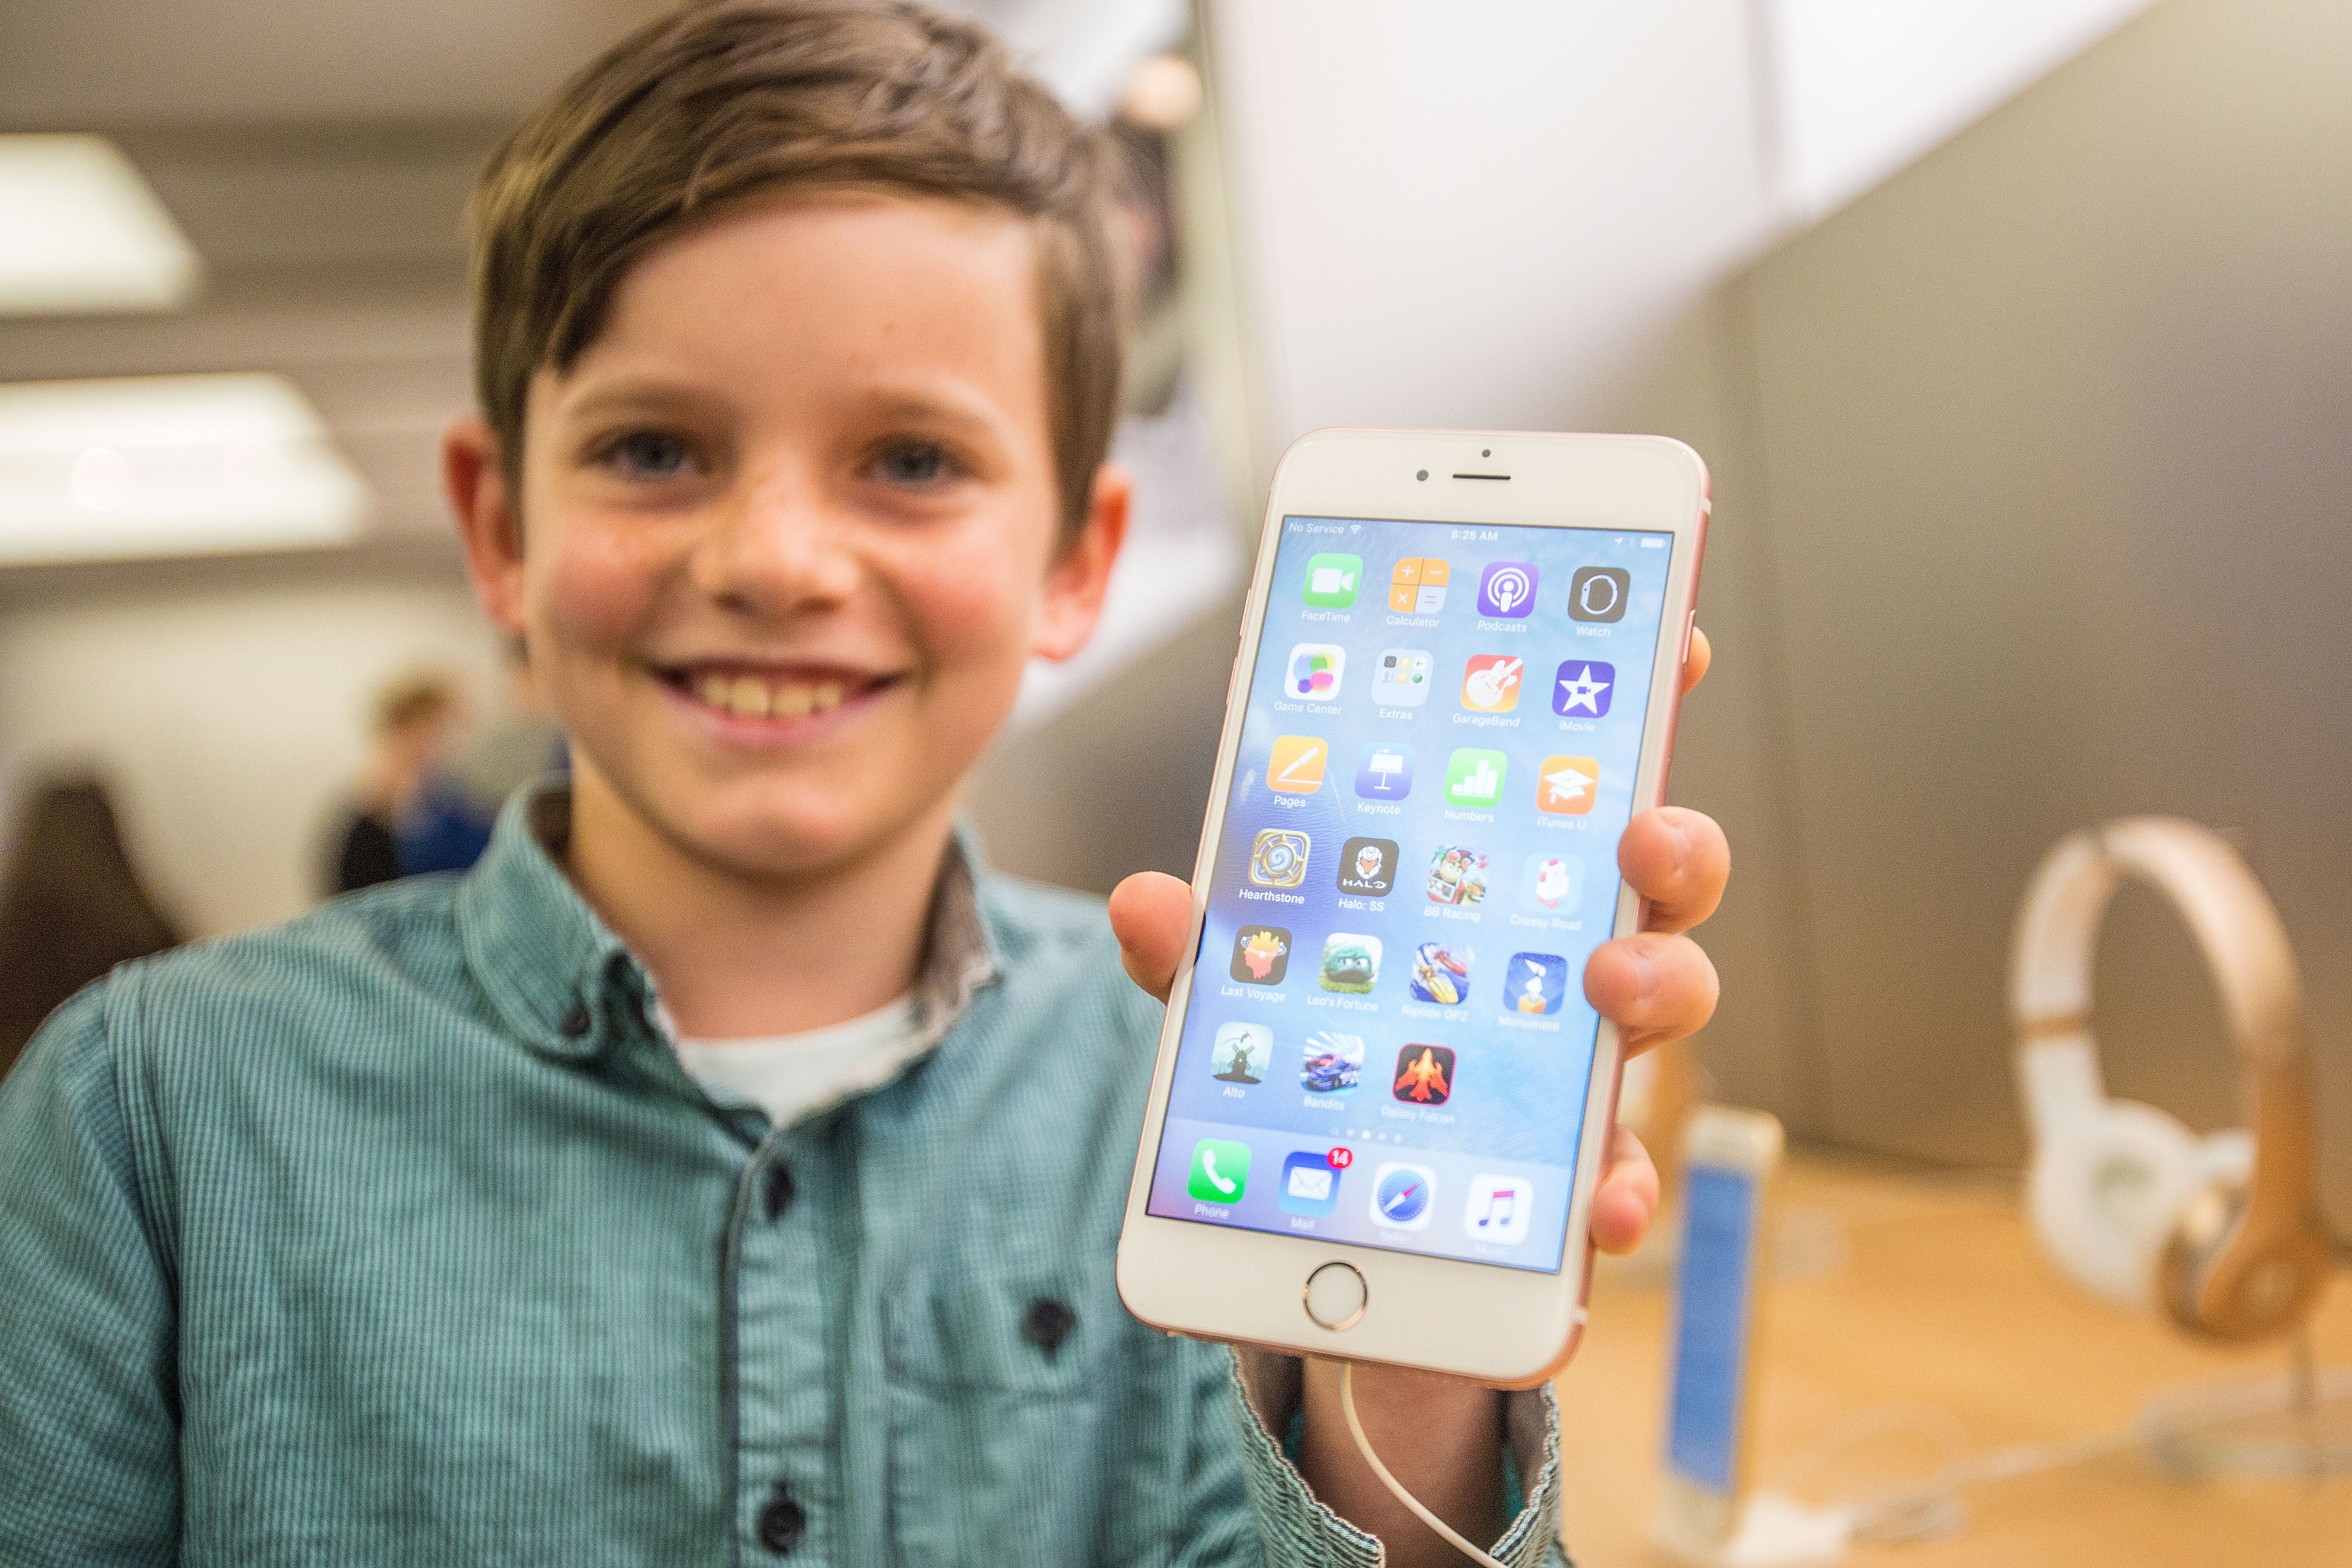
[1114, 428, 1710, 1387]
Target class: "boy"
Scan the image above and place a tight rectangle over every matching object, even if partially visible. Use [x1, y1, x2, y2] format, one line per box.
[0, 4, 1729, 1564]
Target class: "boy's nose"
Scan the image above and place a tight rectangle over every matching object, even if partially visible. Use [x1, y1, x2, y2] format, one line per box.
[691, 472, 862, 617]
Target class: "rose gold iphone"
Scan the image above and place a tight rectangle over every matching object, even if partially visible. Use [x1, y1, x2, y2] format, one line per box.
[1117, 429, 1709, 1386]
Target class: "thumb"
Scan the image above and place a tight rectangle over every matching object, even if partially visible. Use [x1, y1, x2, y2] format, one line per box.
[1108, 871, 1194, 1004]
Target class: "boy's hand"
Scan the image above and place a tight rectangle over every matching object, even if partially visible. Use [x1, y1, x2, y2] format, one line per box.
[1108, 629, 1722, 1260]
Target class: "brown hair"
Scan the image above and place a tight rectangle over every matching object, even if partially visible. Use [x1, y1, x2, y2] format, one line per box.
[370, 670, 461, 738]
[468, 0, 1126, 535]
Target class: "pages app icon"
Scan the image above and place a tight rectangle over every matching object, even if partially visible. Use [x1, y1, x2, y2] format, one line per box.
[1267, 736, 1327, 794]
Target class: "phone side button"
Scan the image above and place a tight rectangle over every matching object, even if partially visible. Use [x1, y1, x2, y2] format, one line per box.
[1302, 1261, 1367, 1331]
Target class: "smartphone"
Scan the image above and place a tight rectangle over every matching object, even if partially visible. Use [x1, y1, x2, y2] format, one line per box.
[1655, 1106, 1785, 1561]
[1115, 429, 1709, 1386]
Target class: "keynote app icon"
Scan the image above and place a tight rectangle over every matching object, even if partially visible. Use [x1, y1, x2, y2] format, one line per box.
[1461, 654, 1523, 712]
[1476, 561, 1539, 618]
[1285, 643, 1345, 701]
[1552, 660, 1614, 718]
[1537, 755, 1599, 815]
[1303, 553, 1361, 608]
[1353, 740, 1414, 800]
[1267, 736, 1327, 794]
[1372, 649, 1433, 706]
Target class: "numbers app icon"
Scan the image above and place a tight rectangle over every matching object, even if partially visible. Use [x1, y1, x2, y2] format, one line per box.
[1444, 748, 1507, 809]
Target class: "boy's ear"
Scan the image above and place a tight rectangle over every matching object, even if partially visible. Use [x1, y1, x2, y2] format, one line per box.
[1030, 461, 1131, 663]
[442, 414, 528, 640]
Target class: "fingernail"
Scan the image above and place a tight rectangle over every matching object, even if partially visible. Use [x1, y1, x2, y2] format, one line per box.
[1627, 948, 1657, 1003]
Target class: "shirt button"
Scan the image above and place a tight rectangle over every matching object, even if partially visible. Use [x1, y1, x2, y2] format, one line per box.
[1021, 1297, 1077, 1358]
[763, 1162, 796, 1221]
[756, 1488, 806, 1555]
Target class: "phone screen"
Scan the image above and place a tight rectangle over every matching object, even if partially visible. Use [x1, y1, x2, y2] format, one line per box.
[1143, 514, 1677, 1273]
[1666, 1165, 1759, 1495]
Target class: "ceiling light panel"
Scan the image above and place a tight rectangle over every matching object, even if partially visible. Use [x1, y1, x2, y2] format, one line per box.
[0, 134, 201, 316]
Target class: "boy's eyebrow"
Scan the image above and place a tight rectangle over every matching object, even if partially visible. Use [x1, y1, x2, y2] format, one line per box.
[555, 377, 1017, 442]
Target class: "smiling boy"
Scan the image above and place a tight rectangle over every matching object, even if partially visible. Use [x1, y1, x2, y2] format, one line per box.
[0, 5, 1728, 1565]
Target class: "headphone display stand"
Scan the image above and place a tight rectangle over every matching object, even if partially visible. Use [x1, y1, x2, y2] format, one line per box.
[2138, 1329, 2352, 1482]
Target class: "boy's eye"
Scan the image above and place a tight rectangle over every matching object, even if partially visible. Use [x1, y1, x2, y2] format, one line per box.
[871, 441, 958, 488]
[603, 430, 696, 479]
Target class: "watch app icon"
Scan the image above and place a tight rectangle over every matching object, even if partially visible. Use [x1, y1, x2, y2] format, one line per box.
[1568, 566, 1630, 623]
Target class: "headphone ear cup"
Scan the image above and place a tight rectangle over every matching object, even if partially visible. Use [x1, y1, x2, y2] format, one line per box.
[2156, 1130, 2258, 1331]
[2028, 1101, 2203, 1309]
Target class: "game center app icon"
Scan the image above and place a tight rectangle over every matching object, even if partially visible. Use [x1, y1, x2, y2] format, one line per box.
[1461, 654, 1523, 712]
[1504, 952, 1567, 1015]
[1370, 1162, 1437, 1230]
[1465, 1174, 1532, 1244]
[1279, 1150, 1344, 1218]
[1409, 939, 1472, 1005]
[1318, 933, 1382, 994]
[1229, 925, 1290, 985]
[1188, 1139, 1250, 1204]
[1337, 836, 1398, 897]
[1525, 852, 1582, 911]
[1372, 649, 1433, 706]
[1285, 643, 1344, 701]
[1248, 828, 1309, 888]
[1211, 1021, 1270, 1084]
[1353, 741, 1414, 800]
[1476, 561, 1538, 618]
[1388, 557, 1449, 614]
[1568, 566, 1630, 623]
[1392, 1044, 1456, 1105]
[1267, 736, 1327, 794]
[1302, 553, 1361, 608]
[1552, 660, 1613, 718]
[1444, 748, 1507, 809]
[1537, 755, 1599, 815]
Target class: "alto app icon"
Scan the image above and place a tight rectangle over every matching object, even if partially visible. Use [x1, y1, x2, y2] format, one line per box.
[1370, 1162, 1438, 1230]
[1267, 735, 1327, 794]
[1337, 836, 1399, 897]
[1188, 1139, 1251, 1204]
[1552, 660, 1614, 718]
[1504, 952, 1567, 1016]
[1537, 755, 1600, 815]
[1303, 553, 1362, 608]
[1248, 829, 1309, 889]
[1318, 932, 1382, 994]
[1444, 748, 1508, 809]
[1388, 557, 1450, 614]
[1477, 561, 1539, 618]
[1279, 1150, 1344, 1218]
[1524, 851, 1582, 911]
[1285, 643, 1344, 701]
[1461, 654, 1523, 712]
[1229, 925, 1291, 985]
[1568, 566, 1630, 623]
[1353, 740, 1414, 800]
[1465, 1174, 1533, 1245]
[1211, 1021, 1271, 1084]
[1372, 648, 1433, 706]
[1392, 1044, 1456, 1105]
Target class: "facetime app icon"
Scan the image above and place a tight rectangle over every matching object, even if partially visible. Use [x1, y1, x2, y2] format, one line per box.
[1267, 736, 1328, 794]
[1303, 553, 1362, 608]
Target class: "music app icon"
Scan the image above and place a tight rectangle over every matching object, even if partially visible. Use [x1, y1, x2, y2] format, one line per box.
[1464, 1173, 1532, 1245]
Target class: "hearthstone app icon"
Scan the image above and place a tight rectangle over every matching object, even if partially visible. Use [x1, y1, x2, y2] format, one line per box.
[1248, 828, 1310, 889]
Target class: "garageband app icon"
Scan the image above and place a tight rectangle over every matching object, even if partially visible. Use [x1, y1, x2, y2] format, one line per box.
[1504, 952, 1567, 1016]
[1372, 649, 1433, 706]
[1426, 844, 1488, 906]
[1285, 642, 1345, 701]
[1568, 566, 1630, 623]
[1524, 851, 1582, 911]
[1267, 735, 1327, 794]
[1211, 1020, 1271, 1084]
[1461, 653, 1523, 713]
[1537, 755, 1599, 815]
[1476, 561, 1538, 618]
[1229, 925, 1290, 985]
[1302, 553, 1361, 608]
[1353, 740, 1414, 800]
[1318, 932, 1382, 994]
[1279, 1150, 1344, 1218]
[1465, 1174, 1533, 1245]
[1392, 1044, 1456, 1105]
[1552, 660, 1614, 718]
[1248, 828, 1309, 888]
[1300, 1030, 1364, 1093]
[1370, 1161, 1437, 1230]
[1337, 836, 1399, 897]
[1388, 557, 1449, 614]
[1408, 940, 1472, 1005]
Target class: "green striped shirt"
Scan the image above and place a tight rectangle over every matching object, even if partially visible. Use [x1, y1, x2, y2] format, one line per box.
[0, 787, 1566, 1566]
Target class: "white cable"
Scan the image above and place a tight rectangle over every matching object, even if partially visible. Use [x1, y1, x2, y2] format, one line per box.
[1338, 1360, 1511, 1568]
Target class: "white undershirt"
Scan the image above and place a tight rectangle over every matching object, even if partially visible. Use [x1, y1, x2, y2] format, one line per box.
[670, 993, 921, 1126]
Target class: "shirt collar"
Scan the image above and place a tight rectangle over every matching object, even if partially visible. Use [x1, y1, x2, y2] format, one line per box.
[454, 780, 1003, 1066]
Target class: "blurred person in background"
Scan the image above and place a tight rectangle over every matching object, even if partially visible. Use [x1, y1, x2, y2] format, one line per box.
[0, 776, 182, 1080]
[447, 639, 568, 819]
[321, 668, 495, 895]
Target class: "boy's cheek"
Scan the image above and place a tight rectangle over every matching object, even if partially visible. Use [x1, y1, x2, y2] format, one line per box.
[532, 529, 668, 654]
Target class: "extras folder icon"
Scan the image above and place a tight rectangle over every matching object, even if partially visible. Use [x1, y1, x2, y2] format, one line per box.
[1268, 736, 1328, 794]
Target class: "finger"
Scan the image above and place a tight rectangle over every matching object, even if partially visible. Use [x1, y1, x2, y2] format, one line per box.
[1681, 625, 1711, 695]
[1584, 931, 1720, 1057]
[1108, 871, 1194, 1004]
[1617, 806, 1729, 935]
[1590, 1124, 1660, 1255]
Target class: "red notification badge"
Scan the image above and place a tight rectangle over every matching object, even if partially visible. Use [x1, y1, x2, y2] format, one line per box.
[1327, 1147, 1354, 1169]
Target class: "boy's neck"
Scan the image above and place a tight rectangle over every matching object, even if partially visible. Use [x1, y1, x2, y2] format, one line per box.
[561, 764, 956, 1041]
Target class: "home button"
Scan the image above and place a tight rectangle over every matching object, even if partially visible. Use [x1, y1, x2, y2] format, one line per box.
[1303, 1261, 1367, 1331]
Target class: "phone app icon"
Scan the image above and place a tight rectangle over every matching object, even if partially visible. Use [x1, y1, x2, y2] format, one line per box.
[1230, 925, 1291, 985]
[1319, 932, 1382, 994]
[1285, 643, 1345, 701]
[1249, 828, 1310, 889]
[1353, 740, 1415, 800]
[1279, 1150, 1344, 1217]
[1552, 660, 1614, 718]
[1505, 952, 1567, 1016]
[1537, 755, 1600, 815]
[1388, 557, 1450, 614]
[1303, 553, 1362, 607]
[1443, 748, 1508, 809]
[1409, 940, 1472, 1005]
[1426, 844, 1489, 906]
[1392, 1044, 1456, 1105]
[1211, 1021, 1271, 1084]
[1477, 561, 1539, 618]
[1525, 851, 1582, 911]
[1188, 1139, 1251, 1204]
[1301, 1030, 1365, 1093]
[1370, 1161, 1438, 1230]
[1337, 836, 1399, 897]
[1465, 1174, 1533, 1244]
[1373, 649, 1433, 705]
[1461, 654, 1524, 713]
[1268, 736, 1328, 794]
[1568, 566, 1630, 623]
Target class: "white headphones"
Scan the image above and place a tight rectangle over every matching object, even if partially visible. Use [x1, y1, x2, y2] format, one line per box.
[2009, 818, 2334, 1341]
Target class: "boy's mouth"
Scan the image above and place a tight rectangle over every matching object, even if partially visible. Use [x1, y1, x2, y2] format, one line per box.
[659, 662, 899, 723]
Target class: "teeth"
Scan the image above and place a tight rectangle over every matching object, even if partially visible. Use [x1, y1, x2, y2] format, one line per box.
[727, 676, 770, 719]
[697, 674, 732, 710]
[693, 671, 860, 720]
[812, 682, 844, 714]
[773, 684, 814, 718]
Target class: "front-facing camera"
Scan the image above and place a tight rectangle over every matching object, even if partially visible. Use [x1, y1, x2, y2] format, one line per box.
[1416, 469, 1428, 481]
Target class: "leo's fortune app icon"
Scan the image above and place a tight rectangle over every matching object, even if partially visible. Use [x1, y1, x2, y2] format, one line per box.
[1188, 1139, 1250, 1204]
[1476, 561, 1538, 618]
[1302, 553, 1361, 607]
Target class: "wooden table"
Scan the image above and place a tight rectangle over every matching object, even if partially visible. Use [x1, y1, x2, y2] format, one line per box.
[1550, 1154, 2352, 1566]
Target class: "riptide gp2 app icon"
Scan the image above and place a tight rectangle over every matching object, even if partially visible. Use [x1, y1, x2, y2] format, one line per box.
[1476, 561, 1538, 618]
[1248, 828, 1309, 888]
[1552, 660, 1613, 718]
[1568, 566, 1630, 623]
[1229, 925, 1290, 985]
[1302, 553, 1361, 608]
[1337, 836, 1398, 897]
[1267, 735, 1327, 794]
[1285, 643, 1344, 701]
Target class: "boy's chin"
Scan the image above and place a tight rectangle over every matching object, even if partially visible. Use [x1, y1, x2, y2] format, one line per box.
[647, 775, 932, 884]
